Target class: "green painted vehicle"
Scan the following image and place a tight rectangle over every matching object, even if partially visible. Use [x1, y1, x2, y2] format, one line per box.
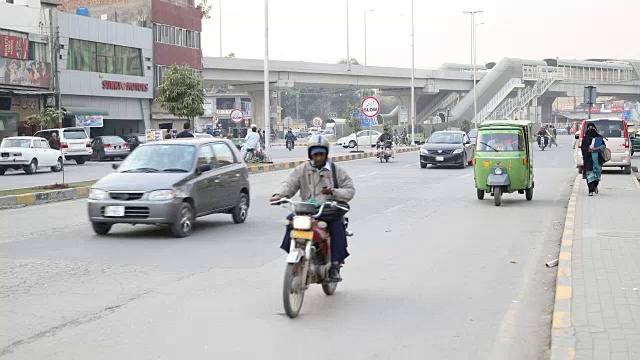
[628, 123, 639, 156]
[473, 120, 534, 206]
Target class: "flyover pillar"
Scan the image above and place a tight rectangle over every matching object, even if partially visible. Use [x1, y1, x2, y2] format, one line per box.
[540, 97, 556, 124]
[248, 90, 267, 129]
[395, 95, 414, 130]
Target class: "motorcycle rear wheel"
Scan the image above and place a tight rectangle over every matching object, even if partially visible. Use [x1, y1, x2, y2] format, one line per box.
[283, 263, 305, 318]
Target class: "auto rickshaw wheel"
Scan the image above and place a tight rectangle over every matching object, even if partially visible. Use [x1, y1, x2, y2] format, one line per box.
[477, 189, 485, 200]
[578, 166, 583, 174]
[525, 187, 533, 201]
[494, 187, 502, 206]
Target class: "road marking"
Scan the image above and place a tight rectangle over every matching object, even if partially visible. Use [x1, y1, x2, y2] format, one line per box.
[457, 172, 474, 179]
[403, 162, 419, 167]
[354, 172, 379, 179]
[633, 175, 640, 190]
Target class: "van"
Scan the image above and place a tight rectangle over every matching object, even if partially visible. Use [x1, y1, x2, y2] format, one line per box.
[574, 118, 633, 174]
[34, 127, 93, 164]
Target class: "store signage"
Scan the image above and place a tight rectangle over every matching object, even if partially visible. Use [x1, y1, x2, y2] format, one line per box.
[1, 35, 29, 60]
[102, 80, 149, 92]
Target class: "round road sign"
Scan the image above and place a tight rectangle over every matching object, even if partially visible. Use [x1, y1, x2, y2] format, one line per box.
[312, 116, 323, 127]
[230, 109, 244, 123]
[361, 96, 380, 118]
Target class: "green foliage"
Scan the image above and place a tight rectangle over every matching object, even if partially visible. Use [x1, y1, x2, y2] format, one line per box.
[460, 120, 471, 133]
[198, 1, 212, 19]
[345, 104, 362, 134]
[26, 108, 62, 129]
[225, 52, 236, 58]
[338, 58, 360, 65]
[155, 65, 205, 120]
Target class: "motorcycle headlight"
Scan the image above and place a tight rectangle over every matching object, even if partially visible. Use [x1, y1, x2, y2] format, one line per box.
[89, 188, 109, 200]
[420, 148, 429, 155]
[453, 148, 464, 154]
[494, 168, 503, 175]
[148, 189, 175, 201]
[292, 216, 312, 230]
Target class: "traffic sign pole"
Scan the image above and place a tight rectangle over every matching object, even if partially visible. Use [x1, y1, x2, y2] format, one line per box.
[361, 96, 380, 149]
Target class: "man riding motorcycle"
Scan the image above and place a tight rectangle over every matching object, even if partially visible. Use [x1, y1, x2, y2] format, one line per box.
[241, 124, 261, 160]
[537, 126, 550, 148]
[285, 128, 296, 150]
[270, 135, 355, 281]
[376, 124, 397, 158]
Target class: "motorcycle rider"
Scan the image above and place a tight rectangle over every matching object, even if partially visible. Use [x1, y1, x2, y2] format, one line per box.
[376, 124, 396, 158]
[270, 135, 355, 282]
[241, 124, 261, 160]
[285, 128, 296, 150]
[537, 126, 550, 147]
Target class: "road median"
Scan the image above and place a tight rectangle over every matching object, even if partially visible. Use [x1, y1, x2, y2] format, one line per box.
[0, 147, 419, 208]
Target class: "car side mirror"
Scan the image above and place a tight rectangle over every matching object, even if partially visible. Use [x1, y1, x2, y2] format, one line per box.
[465, 141, 471, 145]
[574, 133, 579, 140]
[630, 132, 636, 139]
[197, 163, 212, 174]
[111, 163, 119, 170]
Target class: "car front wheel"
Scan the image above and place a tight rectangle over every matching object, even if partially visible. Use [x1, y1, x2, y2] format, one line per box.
[171, 202, 195, 238]
[92, 222, 112, 235]
[232, 193, 249, 224]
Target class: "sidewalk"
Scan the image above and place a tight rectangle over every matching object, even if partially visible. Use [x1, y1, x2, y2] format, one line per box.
[552, 172, 640, 360]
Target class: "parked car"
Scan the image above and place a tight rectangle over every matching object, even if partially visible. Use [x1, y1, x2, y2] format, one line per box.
[91, 136, 130, 161]
[574, 118, 633, 174]
[123, 133, 147, 152]
[34, 127, 93, 164]
[336, 130, 382, 148]
[194, 133, 214, 139]
[87, 138, 250, 237]
[0, 136, 64, 175]
[419, 130, 475, 169]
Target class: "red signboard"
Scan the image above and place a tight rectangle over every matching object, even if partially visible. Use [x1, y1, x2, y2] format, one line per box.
[1, 35, 29, 60]
[102, 80, 149, 92]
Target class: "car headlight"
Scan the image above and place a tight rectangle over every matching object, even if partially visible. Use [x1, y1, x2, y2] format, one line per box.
[453, 148, 464, 154]
[292, 216, 312, 230]
[420, 148, 429, 155]
[89, 188, 109, 200]
[494, 168, 503, 175]
[148, 189, 175, 201]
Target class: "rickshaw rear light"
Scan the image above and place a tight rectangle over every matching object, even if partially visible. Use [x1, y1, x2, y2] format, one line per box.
[523, 158, 529, 165]
[472, 158, 476, 165]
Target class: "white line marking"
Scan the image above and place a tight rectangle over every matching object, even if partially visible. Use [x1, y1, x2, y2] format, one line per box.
[354, 172, 379, 179]
[633, 174, 640, 190]
[403, 162, 419, 167]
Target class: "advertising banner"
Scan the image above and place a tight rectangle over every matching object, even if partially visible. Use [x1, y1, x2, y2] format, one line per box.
[0, 58, 51, 88]
[0, 35, 29, 60]
[75, 115, 104, 128]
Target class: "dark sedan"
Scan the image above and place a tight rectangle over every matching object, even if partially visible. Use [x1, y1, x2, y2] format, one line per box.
[420, 131, 475, 169]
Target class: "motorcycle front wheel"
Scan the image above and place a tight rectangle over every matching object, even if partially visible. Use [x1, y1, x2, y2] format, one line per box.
[283, 263, 306, 318]
[322, 281, 338, 295]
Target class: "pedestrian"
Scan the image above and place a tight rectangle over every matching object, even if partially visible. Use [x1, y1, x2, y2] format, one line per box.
[580, 123, 606, 196]
[176, 122, 194, 138]
[48, 132, 60, 150]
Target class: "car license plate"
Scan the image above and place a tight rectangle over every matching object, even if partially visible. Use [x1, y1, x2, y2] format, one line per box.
[104, 206, 125, 217]
[292, 230, 314, 240]
[436, 156, 444, 161]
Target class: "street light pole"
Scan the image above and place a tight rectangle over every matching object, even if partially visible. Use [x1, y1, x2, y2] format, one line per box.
[364, 9, 374, 66]
[346, 0, 350, 71]
[263, 0, 270, 154]
[464, 10, 482, 128]
[410, 0, 415, 146]
[219, 0, 222, 57]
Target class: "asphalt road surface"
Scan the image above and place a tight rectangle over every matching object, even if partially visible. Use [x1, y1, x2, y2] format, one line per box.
[0, 137, 590, 359]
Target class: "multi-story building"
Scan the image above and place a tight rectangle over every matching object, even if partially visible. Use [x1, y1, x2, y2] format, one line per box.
[54, 10, 154, 136]
[200, 92, 253, 133]
[0, 0, 57, 140]
[58, 0, 204, 130]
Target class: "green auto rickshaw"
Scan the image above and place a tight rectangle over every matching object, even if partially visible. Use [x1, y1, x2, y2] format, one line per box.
[473, 120, 534, 206]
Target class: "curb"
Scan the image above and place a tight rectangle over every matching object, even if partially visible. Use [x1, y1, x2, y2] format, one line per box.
[248, 147, 420, 173]
[549, 174, 581, 360]
[0, 147, 420, 208]
[0, 186, 91, 209]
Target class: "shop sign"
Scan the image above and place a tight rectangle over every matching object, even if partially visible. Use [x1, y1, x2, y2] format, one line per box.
[1, 35, 29, 60]
[0, 58, 51, 88]
[75, 115, 104, 128]
[102, 80, 149, 92]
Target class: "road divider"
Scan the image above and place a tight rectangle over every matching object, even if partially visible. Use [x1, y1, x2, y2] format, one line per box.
[0, 147, 420, 209]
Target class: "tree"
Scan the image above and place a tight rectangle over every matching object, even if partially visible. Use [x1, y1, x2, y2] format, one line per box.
[345, 103, 363, 151]
[155, 65, 205, 127]
[460, 120, 471, 133]
[338, 58, 360, 65]
[198, 1, 212, 19]
[225, 52, 236, 58]
[26, 108, 62, 130]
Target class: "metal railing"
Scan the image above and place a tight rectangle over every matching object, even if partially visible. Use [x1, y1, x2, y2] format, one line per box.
[522, 65, 566, 81]
[492, 76, 558, 119]
[472, 78, 523, 124]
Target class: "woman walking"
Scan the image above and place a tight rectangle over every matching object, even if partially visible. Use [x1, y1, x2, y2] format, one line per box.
[580, 124, 606, 196]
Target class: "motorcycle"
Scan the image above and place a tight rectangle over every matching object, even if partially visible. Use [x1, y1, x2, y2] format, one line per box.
[377, 140, 393, 163]
[286, 139, 294, 151]
[271, 198, 352, 318]
[537, 135, 549, 151]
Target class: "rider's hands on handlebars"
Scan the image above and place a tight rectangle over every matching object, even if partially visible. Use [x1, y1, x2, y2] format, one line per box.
[321, 187, 333, 195]
[270, 194, 282, 203]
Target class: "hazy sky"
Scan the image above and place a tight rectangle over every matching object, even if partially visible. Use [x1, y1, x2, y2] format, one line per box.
[201, 0, 640, 69]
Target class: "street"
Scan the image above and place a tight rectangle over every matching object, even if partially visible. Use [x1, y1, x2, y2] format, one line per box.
[0, 144, 367, 191]
[0, 137, 598, 359]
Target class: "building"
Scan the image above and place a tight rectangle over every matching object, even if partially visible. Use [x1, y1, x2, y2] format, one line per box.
[0, 0, 57, 140]
[54, 10, 153, 136]
[58, 0, 204, 131]
[199, 92, 253, 134]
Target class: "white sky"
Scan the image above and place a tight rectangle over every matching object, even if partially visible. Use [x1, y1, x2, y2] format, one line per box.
[201, 0, 640, 69]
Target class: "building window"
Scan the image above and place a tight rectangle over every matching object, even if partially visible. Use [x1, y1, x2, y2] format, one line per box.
[67, 38, 142, 76]
[153, 23, 201, 49]
[28, 42, 48, 62]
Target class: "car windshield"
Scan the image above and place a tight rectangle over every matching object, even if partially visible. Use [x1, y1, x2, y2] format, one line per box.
[63, 129, 88, 139]
[117, 144, 196, 173]
[428, 132, 462, 144]
[585, 120, 626, 138]
[101, 136, 125, 144]
[477, 130, 524, 152]
[1, 139, 31, 148]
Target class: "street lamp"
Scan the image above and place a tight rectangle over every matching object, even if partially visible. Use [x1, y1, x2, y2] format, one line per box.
[410, 0, 415, 146]
[474, 22, 484, 69]
[219, 0, 222, 57]
[463, 10, 483, 128]
[264, 0, 271, 154]
[364, 9, 375, 66]
[346, 0, 350, 71]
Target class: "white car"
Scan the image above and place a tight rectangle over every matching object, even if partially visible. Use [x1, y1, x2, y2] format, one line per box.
[336, 130, 382, 148]
[34, 127, 93, 164]
[0, 136, 64, 175]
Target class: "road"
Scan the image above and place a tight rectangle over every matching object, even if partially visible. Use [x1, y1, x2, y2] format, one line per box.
[0, 145, 368, 191]
[0, 137, 595, 359]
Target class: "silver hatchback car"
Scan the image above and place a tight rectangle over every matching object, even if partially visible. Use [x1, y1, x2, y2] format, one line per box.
[87, 138, 250, 237]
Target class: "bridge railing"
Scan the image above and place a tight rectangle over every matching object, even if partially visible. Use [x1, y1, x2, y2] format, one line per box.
[522, 65, 566, 81]
[472, 78, 523, 124]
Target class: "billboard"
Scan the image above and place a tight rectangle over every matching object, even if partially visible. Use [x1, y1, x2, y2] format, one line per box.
[0, 35, 29, 60]
[75, 115, 104, 128]
[0, 58, 51, 88]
